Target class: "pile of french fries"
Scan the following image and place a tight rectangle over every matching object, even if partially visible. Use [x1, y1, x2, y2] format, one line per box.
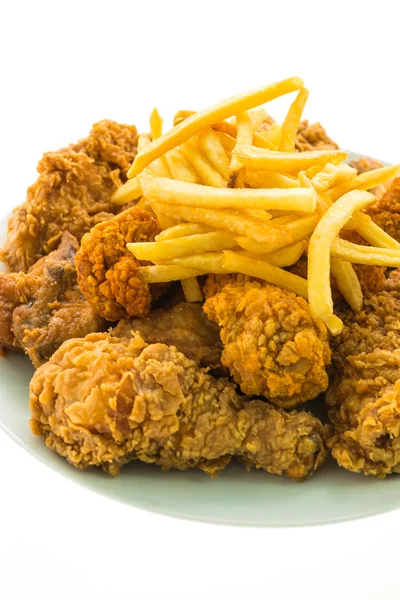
[112, 76, 400, 334]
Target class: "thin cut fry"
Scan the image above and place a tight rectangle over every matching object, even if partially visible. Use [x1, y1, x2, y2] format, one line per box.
[328, 164, 400, 201]
[112, 177, 142, 205]
[349, 211, 400, 249]
[229, 111, 253, 184]
[248, 107, 269, 130]
[279, 88, 309, 152]
[214, 130, 236, 153]
[331, 238, 400, 267]
[198, 128, 230, 178]
[153, 202, 286, 242]
[156, 223, 213, 241]
[233, 145, 347, 172]
[241, 209, 272, 221]
[245, 170, 300, 189]
[239, 240, 306, 267]
[330, 258, 363, 311]
[171, 252, 228, 274]
[222, 251, 308, 298]
[253, 123, 282, 149]
[326, 315, 343, 335]
[140, 175, 317, 212]
[308, 190, 376, 324]
[283, 214, 319, 243]
[128, 76, 303, 177]
[139, 265, 203, 283]
[165, 147, 200, 183]
[149, 108, 163, 139]
[180, 137, 226, 187]
[173, 110, 196, 126]
[181, 277, 203, 302]
[311, 163, 357, 193]
[127, 230, 237, 262]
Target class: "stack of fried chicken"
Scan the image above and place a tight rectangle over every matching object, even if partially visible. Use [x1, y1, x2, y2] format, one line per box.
[2, 118, 400, 482]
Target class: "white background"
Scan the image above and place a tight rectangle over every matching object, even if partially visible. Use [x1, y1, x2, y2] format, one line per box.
[1, 1, 399, 598]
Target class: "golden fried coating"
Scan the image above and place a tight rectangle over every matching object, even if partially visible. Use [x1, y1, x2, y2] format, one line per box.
[0, 232, 105, 366]
[113, 302, 223, 370]
[30, 332, 329, 480]
[295, 120, 338, 152]
[203, 273, 252, 299]
[75, 207, 161, 321]
[367, 178, 400, 242]
[0, 121, 138, 273]
[203, 280, 331, 408]
[328, 288, 400, 476]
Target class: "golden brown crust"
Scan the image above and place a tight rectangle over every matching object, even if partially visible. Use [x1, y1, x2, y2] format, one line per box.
[30, 332, 329, 480]
[203, 280, 331, 408]
[295, 120, 338, 152]
[75, 207, 161, 321]
[367, 178, 400, 242]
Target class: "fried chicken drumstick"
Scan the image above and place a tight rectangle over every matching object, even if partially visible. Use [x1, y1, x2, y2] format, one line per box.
[328, 277, 400, 476]
[30, 332, 329, 481]
[204, 279, 331, 408]
[0, 120, 138, 272]
[0, 232, 105, 366]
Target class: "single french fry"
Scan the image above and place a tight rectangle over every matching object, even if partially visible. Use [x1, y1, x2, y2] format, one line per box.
[325, 314, 343, 335]
[241, 209, 272, 221]
[164, 147, 200, 183]
[128, 230, 237, 262]
[254, 123, 282, 149]
[128, 76, 304, 177]
[279, 88, 309, 152]
[180, 137, 227, 187]
[222, 251, 308, 298]
[153, 210, 177, 230]
[171, 252, 228, 274]
[283, 214, 319, 242]
[308, 190, 376, 323]
[230, 111, 253, 180]
[330, 258, 363, 311]
[140, 175, 317, 212]
[239, 240, 306, 267]
[181, 277, 203, 302]
[198, 128, 230, 179]
[139, 265, 204, 282]
[245, 170, 300, 189]
[349, 211, 400, 249]
[269, 215, 296, 226]
[249, 107, 270, 130]
[155, 223, 213, 241]
[328, 164, 400, 201]
[153, 202, 287, 242]
[214, 130, 236, 153]
[233, 145, 347, 172]
[173, 110, 196, 126]
[331, 238, 400, 267]
[311, 163, 357, 193]
[149, 108, 163, 139]
[112, 177, 142, 205]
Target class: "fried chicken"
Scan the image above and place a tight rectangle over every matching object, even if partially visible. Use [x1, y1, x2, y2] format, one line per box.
[203, 280, 331, 408]
[327, 286, 400, 476]
[112, 302, 223, 370]
[0, 232, 105, 366]
[295, 120, 338, 152]
[367, 177, 400, 242]
[0, 120, 138, 273]
[75, 207, 162, 321]
[30, 332, 329, 480]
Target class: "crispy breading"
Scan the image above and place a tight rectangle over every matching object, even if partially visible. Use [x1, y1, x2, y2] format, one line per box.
[0, 120, 138, 273]
[75, 207, 161, 321]
[367, 177, 400, 242]
[0, 232, 105, 365]
[204, 280, 331, 408]
[112, 302, 223, 370]
[328, 287, 400, 476]
[295, 120, 338, 152]
[30, 332, 329, 480]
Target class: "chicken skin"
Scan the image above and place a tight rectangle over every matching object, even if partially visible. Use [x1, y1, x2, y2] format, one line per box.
[113, 302, 223, 370]
[367, 178, 400, 243]
[328, 284, 400, 476]
[0, 232, 105, 366]
[30, 332, 329, 480]
[0, 120, 138, 273]
[203, 280, 331, 408]
[75, 207, 161, 321]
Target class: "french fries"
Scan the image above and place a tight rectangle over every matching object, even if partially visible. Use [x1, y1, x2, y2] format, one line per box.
[181, 277, 203, 302]
[233, 145, 347, 172]
[198, 128, 230, 179]
[222, 251, 309, 298]
[140, 175, 317, 212]
[180, 137, 227, 187]
[112, 177, 142, 205]
[155, 223, 213, 241]
[128, 76, 303, 177]
[331, 238, 400, 267]
[328, 164, 400, 201]
[171, 252, 228, 274]
[279, 88, 309, 152]
[347, 211, 400, 249]
[139, 265, 203, 282]
[308, 190, 376, 324]
[239, 240, 306, 267]
[330, 258, 363, 311]
[128, 230, 236, 262]
[229, 111, 253, 187]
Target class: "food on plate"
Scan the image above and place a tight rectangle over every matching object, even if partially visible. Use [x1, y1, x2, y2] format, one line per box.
[30, 332, 329, 480]
[3, 74, 400, 483]
[75, 207, 162, 321]
[112, 301, 223, 370]
[0, 232, 105, 365]
[204, 280, 330, 408]
[0, 120, 138, 272]
[327, 283, 400, 476]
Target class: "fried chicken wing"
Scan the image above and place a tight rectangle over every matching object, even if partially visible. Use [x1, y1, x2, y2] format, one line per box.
[112, 302, 223, 370]
[75, 207, 161, 321]
[367, 177, 400, 242]
[0, 121, 138, 273]
[30, 332, 329, 480]
[203, 280, 331, 408]
[327, 287, 400, 476]
[0, 232, 105, 366]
